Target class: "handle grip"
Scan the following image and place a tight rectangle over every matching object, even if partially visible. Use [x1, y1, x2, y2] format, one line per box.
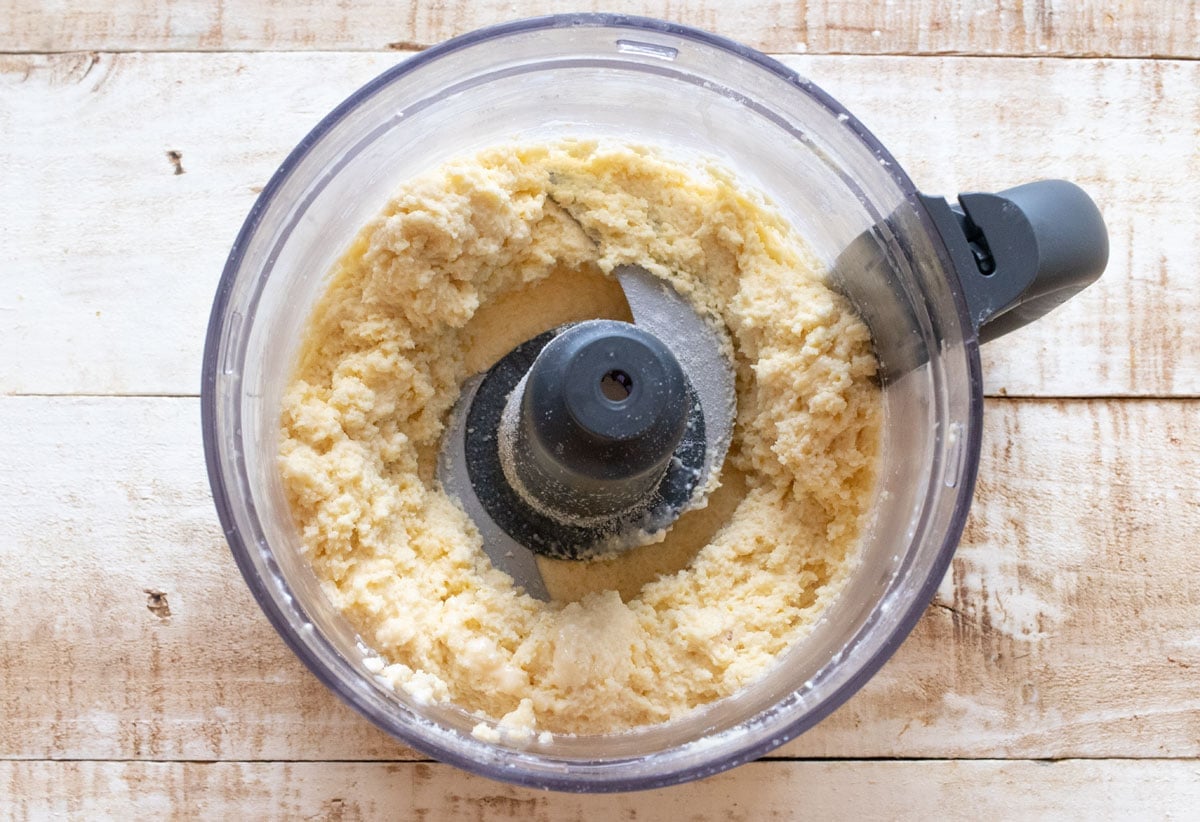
[919, 180, 1109, 343]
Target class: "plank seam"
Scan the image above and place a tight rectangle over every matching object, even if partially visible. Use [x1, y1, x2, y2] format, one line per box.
[2, 756, 1198, 764]
[0, 49, 1198, 62]
[6, 393, 1199, 401]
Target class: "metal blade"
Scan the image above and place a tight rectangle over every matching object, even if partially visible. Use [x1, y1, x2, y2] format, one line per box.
[436, 266, 735, 602]
[438, 376, 551, 601]
[615, 264, 736, 495]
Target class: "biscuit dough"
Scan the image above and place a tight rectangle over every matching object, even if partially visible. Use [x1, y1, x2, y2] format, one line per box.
[279, 140, 882, 737]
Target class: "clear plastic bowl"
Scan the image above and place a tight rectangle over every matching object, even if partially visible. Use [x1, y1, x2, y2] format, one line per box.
[202, 14, 981, 792]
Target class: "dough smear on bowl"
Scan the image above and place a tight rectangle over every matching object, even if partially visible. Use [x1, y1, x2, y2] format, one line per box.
[278, 139, 882, 738]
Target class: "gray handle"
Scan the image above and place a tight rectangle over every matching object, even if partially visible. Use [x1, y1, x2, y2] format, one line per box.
[919, 180, 1109, 343]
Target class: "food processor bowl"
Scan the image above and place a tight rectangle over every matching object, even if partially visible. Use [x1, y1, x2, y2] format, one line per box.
[202, 14, 1106, 791]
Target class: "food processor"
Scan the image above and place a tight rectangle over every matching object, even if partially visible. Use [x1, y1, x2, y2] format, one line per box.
[201, 14, 1108, 791]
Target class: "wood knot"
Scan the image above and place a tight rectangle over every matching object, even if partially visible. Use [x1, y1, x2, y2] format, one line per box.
[144, 589, 172, 620]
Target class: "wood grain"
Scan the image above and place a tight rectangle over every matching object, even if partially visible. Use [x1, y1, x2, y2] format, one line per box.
[0, 395, 413, 762]
[2, 0, 1198, 58]
[790, 396, 1200, 758]
[2, 52, 1196, 398]
[5, 759, 1200, 820]
[2, 0, 1197, 807]
[2, 395, 1196, 762]
[0, 50, 397, 400]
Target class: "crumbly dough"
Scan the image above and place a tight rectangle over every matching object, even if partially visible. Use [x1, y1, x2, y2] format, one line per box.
[279, 140, 881, 738]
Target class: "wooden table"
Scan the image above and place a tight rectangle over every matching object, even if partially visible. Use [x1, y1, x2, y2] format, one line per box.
[3, 1, 1198, 817]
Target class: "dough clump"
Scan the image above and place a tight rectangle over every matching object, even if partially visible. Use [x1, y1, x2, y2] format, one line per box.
[279, 140, 881, 736]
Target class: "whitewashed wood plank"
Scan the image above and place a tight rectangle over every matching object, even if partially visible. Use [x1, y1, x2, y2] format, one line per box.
[2, 52, 1192, 398]
[0, 395, 414, 761]
[804, 56, 1200, 401]
[0, 51, 398, 399]
[781, 396, 1200, 758]
[2, 0, 1197, 58]
[4, 759, 1200, 821]
[0, 395, 1197, 761]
